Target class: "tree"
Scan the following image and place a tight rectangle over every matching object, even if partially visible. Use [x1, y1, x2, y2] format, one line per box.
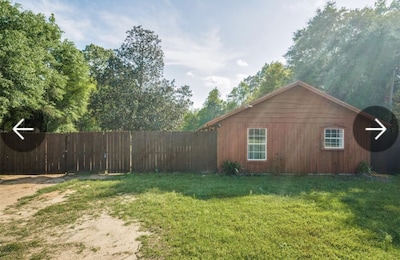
[392, 68, 400, 119]
[0, 1, 93, 132]
[48, 40, 95, 132]
[195, 88, 225, 128]
[85, 26, 192, 131]
[118, 25, 164, 89]
[202, 88, 224, 119]
[254, 62, 292, 99]
[82, 43, 115, 82]
[77, 44, 116, 131]
[226, 81, 252, 110]
[226, 61, 292, 110]
[180, 87, 225, 131]
[181, 109, 200, 131]
[285, 1, 400, 110]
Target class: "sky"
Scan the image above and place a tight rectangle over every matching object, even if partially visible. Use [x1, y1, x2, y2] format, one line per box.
[14, 0, 377, 108]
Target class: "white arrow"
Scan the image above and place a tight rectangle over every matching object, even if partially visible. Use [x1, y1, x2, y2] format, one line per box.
[12, 119, 34, 140]
[365, 118, 387, 140]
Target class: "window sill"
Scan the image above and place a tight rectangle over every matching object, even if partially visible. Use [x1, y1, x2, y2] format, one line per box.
[322, 148, 344, 151]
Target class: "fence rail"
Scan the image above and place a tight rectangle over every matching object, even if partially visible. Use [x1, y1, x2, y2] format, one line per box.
[0, 131, 217, 174]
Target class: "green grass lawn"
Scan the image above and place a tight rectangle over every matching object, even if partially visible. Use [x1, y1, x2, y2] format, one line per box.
[1, 173, 400, 259]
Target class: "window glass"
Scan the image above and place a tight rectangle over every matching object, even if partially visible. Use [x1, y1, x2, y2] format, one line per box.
[248, 128, 267, 160]
[324, 128, 344, 149]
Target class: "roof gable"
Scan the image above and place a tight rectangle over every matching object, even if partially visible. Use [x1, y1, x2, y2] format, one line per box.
[200, 81, 374, 129]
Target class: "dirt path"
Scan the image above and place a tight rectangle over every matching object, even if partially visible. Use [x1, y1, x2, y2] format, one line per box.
[0, 174, 147, 259]
[0, 174, 65, 213]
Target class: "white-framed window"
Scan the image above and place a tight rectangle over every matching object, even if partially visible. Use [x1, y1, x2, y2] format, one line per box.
[324, 128, 344, 149]
[247, 128, 267, 160]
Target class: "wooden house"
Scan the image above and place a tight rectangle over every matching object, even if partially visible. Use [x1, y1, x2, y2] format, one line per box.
[201, 81, 373, 174]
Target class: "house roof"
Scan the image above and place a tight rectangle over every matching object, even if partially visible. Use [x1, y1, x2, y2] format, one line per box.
[199, 81, 376, 130]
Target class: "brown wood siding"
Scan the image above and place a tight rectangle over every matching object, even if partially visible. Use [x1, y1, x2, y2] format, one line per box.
[216, 86, 371, 173]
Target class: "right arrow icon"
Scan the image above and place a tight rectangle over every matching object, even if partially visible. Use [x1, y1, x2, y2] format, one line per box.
[365, 118, 387, 140]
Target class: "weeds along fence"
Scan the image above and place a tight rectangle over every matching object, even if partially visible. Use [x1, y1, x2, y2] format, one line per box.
[0, 131, 217, 174]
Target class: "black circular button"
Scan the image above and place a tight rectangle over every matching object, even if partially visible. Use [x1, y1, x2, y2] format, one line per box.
[353, 106, 398, 152]
[1, 119, 46, 152]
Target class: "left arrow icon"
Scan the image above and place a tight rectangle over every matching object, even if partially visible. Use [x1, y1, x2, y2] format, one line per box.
[13, 119, 34, 140]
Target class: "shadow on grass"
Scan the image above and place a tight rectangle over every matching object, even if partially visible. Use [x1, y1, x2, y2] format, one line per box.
[69, 173, 400, 246]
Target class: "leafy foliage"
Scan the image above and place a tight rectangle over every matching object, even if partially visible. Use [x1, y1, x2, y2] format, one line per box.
[0, 1, 93, 132]
[254, 62, 292, 98]
[83, 26, 192, 131]
[221, 160, 242, 175]
[226, 61, 292, 110]
[285, 1, 400, 111]
[181, 88, 225, 131]
[357, 161, 372, 175]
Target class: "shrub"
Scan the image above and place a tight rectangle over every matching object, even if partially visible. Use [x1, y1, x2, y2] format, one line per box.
[221, 160, 242, 176]
[357, 161, 372, 175]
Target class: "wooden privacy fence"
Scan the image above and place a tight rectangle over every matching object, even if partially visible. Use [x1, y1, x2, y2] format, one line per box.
[0, 131, 217, 174]
[371, 134, 400, 174]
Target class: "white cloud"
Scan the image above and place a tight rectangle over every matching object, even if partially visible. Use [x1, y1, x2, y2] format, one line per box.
[163, 27, 239, 75]
[16, 0, 241, 75]
[16, 0, 92, 44]
[236, 59, 249, 67]
[204, 75, 233, 98]
[204, 76, 231, 88]
[282, 0, 325, 12]
[186, 71, 195, 77]
[94, 11, 138, 48]
[15, 0, 140, 49]
[16, 0, 73, 15]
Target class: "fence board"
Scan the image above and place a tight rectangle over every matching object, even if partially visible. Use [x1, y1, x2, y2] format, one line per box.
[371, 134, 400, 174]
[130, 131, 217, 173]
[0, 133, 46, 174]
[0, 131, 217, 174]
[45, 133, 66, 173]
[106, 132, 131, 173]
[66, 132, 106, 172]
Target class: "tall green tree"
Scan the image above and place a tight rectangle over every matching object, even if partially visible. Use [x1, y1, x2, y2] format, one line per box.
[181, 87, 225, 131]
[253, 62, 292, 99]
[226, 81, 251, 110]
[77, 44, 116, 131]
[285, 1, 400, 110]
[201, 88, 224, 121]
[85, 26, 192, 131]
[49, 40, 95, 132]
[82, 43, 115, 82]
[119, 26, 164, 89]
[181, 109, 200, 131]
[0, 1, 93, 132]
[226, 61, 292, 110]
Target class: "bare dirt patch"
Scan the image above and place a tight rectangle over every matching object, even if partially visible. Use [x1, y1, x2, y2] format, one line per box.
[52, 213, 148, 260]
[2, 189, 76, 221]
[0, 174, 147, 260]
[0, 174, 66, 213]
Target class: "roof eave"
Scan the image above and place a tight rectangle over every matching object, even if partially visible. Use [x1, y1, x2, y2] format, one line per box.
[198, 80, 377, 130]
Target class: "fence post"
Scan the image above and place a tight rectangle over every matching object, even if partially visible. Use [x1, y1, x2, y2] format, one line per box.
[64, 134, 68, 174]
[103, 132, 108, 174]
